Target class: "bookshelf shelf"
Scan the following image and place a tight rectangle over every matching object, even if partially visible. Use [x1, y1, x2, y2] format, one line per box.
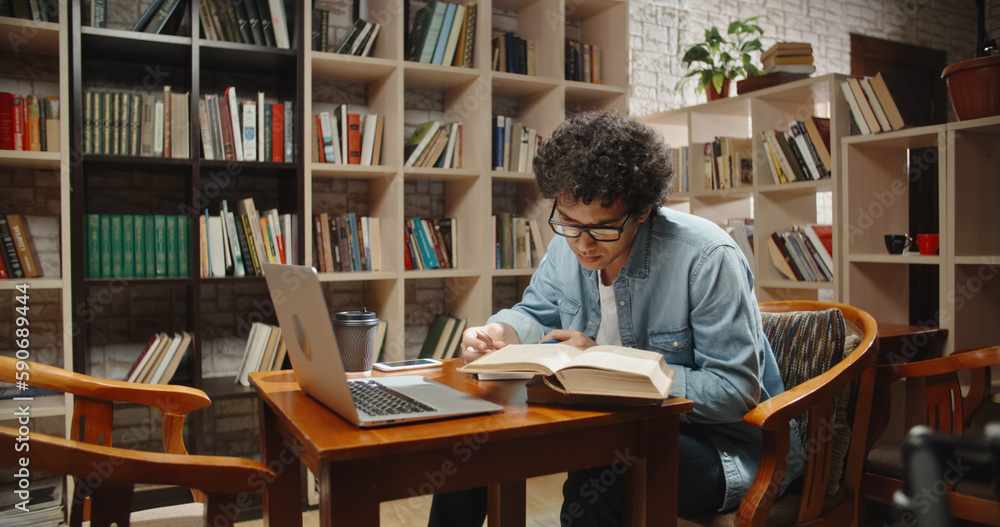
[755, 279, 834, 291]
[310, 164, 398, 178]
[404, 168, 480, 180]
[404, 63, 481, 90]
[0, 150, 62, 168]
[0, 278, 65, 290]
[311, 54, 397, 83]
[199, 44, 297, 72]
[490, 268, 537, 277]
[491, 171, 536, 182]
[317, 271, 398, 283]
[80, 27, 192, 63]
[0, 395, 68, 420]
[0, 16, 60, 53]
[847, 254, 943, 264]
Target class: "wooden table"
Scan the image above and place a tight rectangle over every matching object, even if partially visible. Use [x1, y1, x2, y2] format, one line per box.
[250, 360, 693, 527]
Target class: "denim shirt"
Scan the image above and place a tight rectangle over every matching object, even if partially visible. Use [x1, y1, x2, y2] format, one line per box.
[488, 207, 804, 511]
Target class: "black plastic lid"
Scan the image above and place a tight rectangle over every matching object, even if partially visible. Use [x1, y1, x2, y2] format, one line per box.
[334, 307, 378, 325]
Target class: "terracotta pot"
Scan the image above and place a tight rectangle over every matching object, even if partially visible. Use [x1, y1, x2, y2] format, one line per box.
[705, 78, 732, 101]
[941, 55, 1000, 120]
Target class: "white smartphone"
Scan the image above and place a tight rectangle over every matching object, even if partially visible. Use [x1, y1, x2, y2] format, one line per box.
[373, 358, 443, 372]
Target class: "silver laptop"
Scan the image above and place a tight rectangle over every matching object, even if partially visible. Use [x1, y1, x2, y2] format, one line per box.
[262, 263, 503, 427]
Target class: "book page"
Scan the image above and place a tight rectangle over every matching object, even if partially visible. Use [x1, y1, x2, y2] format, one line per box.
[566, 346, 666, 374]
[457, 343, 584, 376]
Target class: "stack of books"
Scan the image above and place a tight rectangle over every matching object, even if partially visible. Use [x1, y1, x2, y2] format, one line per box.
[767, 224, 834, 282]
[702, 137, 753, 190]
[235, 322, 287, 387]
[492, 116, 540, 172]
[761, 42, 815, 75]
[840, 72, 928, 135]
[83, 88, 191, 158]
[124, 331, 194, 384]
[0, 214, 42, 279]
[0, 93, 59, 153]
[200, 87, 295, 162]
[406, 1, 478, 67]
[313, 105, 385, 166]
[669, 146, 690, 194]
[403, 120, 462, 168]
[492, 213, 545, 270]
[418, 313, 468, 360]
[0, 476, 63, 527]
[199, 198, 295, 278]
[405, 217, 456, 270]
[85, 214, 190, 279]
[314, 212, 381, 273]
[564, 39, 602, 83]
[759, 116, 832, 185]
[194, 0, 291, 47]
[492, 32, 535, 75]
[323, 17, 381, 57]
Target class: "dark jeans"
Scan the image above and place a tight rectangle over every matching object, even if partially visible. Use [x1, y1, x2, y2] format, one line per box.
[427, 426, 725, 527]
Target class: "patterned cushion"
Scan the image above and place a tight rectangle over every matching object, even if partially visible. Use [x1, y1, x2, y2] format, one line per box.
[761, 308, 858, 496]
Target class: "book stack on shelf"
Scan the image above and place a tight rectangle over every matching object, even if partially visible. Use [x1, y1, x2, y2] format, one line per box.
[0, 0, 57, 21]
[766, 224, 833, 282]
[403, 120, 462, 168]
[124, 331, 193, 384]
[195, 0, 291, 48]
[405, 217, 455, 270]
[0, 214, 41, 279]
[701, 137, 752, 190]
[0, 476, 63, 527]
[406, 1, 477, 67]
[760, 116, 831, 184]
[492, 31, 535, 75]
[492, 116, 540, 172]
[314, 105, 385, 165]
[200, 88, 295, 162]
[200, 199, 295, 278]
[313, 212, 381, 273]
[85, 214, 189, 279]
[841, 72, 928, 135]
[0, 93, 60, 152]
[668, 146, 689, 193]
[564, 39, 602, 83]
[493, 213, 545, 270]
[418, 313, 468, 360]
[737, 42, 814, 94]
[235, 322, 287, 387]
[84, 87, 190, 158]
[323, 17, 381, 56]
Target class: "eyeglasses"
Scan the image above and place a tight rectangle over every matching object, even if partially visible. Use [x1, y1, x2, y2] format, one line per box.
[548, 203, 634, 242]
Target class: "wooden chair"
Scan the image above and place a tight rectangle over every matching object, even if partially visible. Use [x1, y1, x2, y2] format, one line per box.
[680, 300, 880, 527]
[0, 356, 274, 527]
[862, 345, 1000, 526]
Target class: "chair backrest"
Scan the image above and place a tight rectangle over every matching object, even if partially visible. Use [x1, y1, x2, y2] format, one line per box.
[738, 301, 879, 527]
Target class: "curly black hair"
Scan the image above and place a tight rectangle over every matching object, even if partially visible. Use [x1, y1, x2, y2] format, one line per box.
[533, 111, 673, 214]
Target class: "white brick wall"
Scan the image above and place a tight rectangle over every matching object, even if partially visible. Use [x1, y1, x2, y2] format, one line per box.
[629, 0, 1000, 116]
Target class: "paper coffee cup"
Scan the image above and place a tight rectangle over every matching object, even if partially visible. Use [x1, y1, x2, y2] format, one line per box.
[333, 308, 379, 373]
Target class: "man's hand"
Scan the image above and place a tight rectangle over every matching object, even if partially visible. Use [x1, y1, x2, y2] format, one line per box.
[461, 323, 517, 364]
[539, 329, 596, 350]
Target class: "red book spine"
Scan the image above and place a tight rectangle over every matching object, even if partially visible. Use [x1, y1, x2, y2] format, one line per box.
[0, 245, 8, 278]
[0, 92, 13, 150]
[217, 97, 235, 161]
[271, 103, 284, 162]
[347, 113, 362, 164]
[11, 94, 24, 151]
[315, 113, 325, 163]
[403, 228, 413, 270]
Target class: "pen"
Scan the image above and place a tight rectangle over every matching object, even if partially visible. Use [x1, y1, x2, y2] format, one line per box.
[541, 339, 559, 344]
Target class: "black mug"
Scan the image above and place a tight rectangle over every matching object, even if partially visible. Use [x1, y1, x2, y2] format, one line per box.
[884, 234, 914, 255]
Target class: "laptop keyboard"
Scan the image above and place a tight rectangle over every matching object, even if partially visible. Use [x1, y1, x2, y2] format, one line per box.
[349, 380, 437, 416]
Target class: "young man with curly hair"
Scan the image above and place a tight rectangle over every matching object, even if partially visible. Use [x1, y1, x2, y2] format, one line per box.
[428, 111, 801, 526]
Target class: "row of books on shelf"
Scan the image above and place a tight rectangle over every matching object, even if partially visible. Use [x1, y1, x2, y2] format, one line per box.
[766, 224, 834, 282]
[565, 39, 603, 84]
[313, 213, 382, 273]
[493, 213, 545, 270]
[0, 214, 41, 279]
[235, 322, 287, 387]
[725, 218, 754, 264]
[200, 198, 296, 278]
[405, 217, 456, 270]
[492, 32, 535, 76]
[313, 106, 385, 165]
[669, 145, 690, 193]
[403, 120, 463, 168]
[124, 331, 193, 384]
[316, 16, 381, 57]
[201, 88, 294, 162]
[1, 0, 57, 21]
[492, 116, 540, 172]
[0, 93, 60, 152]
[841, 72, 927, 135]
[702, 137, 753, 190]
[196, 0, 291, 48]
[418, 313, 468, 360]
[760, 116, 832, 185]
[85, 214, 190, 279]
[407, 1, 477, 68]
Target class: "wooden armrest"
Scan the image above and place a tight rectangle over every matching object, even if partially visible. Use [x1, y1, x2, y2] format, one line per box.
[0, 426, 273, 495]
[0, 357, 210, 415]
[743, 339, 878, 430]
[878, 346, 1000, 382]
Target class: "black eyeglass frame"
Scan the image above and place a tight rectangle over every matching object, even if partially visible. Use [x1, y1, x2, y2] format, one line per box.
[547, 202, 634, 242]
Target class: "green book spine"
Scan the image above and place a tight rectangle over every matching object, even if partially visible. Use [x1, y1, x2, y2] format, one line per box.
[177, 215, 188, 276]
[134, 214, 145, 276]
[154, 215, 167, 276]
[86, 214, 101, 278]
[144, 215, 156, 277]
[166, 215, 178, 277]
[100, 216, 111, 277]
[110, 215, 123, 277]
[122, 215, 135, 277]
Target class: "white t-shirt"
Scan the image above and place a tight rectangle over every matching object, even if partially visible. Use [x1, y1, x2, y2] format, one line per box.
[594, 280, 622, 346]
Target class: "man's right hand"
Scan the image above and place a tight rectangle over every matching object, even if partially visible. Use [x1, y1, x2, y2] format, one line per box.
[460, 323, 511, 364]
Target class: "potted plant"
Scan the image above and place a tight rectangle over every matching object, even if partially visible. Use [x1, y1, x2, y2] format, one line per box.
[677, 17, 765, 101]
[941, 0, 999, 120]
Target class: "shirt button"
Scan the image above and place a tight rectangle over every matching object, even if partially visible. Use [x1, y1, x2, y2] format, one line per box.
[673, 341, 680, 348]
[557, 299, 562, 305]
[619, 300, 626, 306]
[589, 322, 595, 326]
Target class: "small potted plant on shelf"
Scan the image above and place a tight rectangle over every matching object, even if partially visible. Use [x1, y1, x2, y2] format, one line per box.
[941, 0, 1000, 120]
[677, 16, 765, 101]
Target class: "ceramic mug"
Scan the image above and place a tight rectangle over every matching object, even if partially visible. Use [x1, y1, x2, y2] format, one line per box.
[884, 234, 914, 255]
[916, 234, 940, 255]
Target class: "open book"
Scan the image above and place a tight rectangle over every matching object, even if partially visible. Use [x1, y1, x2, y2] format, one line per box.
[457, 343, 675, 399]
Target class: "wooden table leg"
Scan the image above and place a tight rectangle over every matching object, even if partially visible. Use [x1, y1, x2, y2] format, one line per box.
[623, 415, 677, 527]
[260, 404, 302, 527]
[323, 458, 380, 527]
[487, 480, 527, 527]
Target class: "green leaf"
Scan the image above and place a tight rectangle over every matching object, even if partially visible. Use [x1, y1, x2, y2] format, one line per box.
[682, 45, 712, 65]
[712, 72, 725, 92]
